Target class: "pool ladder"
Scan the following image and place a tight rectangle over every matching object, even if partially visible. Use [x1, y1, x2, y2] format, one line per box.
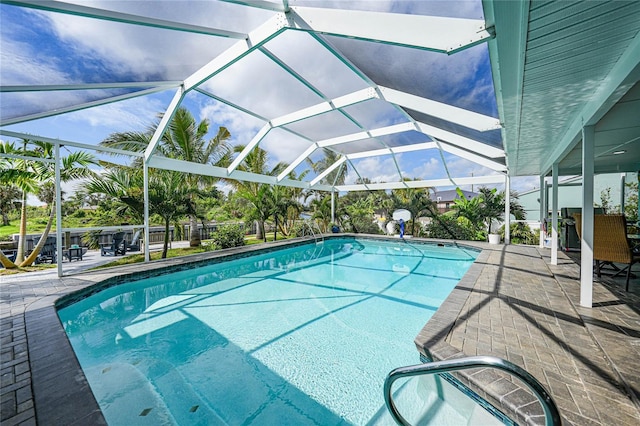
[303, 221, 324, 244]
[384, 355, 562, 426]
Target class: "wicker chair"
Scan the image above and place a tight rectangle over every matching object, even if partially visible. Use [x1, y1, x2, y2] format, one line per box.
[574, 214, 640, 291]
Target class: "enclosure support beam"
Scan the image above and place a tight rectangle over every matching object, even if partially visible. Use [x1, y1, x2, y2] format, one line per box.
[539, 175, 545, 248]
[143, 159, 150, 263]
[580, 125, 595, 308]
[288, 6, 492, 54]
[144, 87, 185, 161]
[620, 173, 626, 213]
[505, 174, 511, 244]
[55, 144, 63, 278]
[551, 164, 558, 266]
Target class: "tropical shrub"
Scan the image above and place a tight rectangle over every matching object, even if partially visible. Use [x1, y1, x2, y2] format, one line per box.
[499, 223, 539, 245]
[422, 214, 480, 241]
[341, 198, 381, 234]
[292, 221, 308, 238]
[208, 224, 245, 250]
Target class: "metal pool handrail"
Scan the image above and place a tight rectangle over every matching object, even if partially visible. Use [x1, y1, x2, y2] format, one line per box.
[384, 355, 562, 426]
[303, 220, 324, 244]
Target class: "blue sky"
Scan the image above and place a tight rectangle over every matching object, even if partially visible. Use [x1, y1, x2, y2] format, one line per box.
[1, 0, 540, 197]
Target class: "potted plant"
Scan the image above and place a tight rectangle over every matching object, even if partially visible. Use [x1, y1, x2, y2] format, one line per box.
[477, 187, 504, 244]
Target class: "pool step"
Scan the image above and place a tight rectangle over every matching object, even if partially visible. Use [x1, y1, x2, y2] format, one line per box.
[88, 360, 225, 425]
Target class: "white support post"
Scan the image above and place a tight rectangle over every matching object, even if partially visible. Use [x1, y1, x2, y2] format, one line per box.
[551, 164, 559, 265]
[143, 159, 150, 262]
[539, 175, 545, 248]
[55, 143, 63, 278]
[620, 173, 626, 213]
[580, 125, 595, 308]
[504, 174, 511, 245]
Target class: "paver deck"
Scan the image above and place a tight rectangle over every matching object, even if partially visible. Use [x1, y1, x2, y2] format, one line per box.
[1, 239, 639, 425]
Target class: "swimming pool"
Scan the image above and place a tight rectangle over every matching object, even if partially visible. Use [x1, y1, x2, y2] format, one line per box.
[58, 237, 500, 425]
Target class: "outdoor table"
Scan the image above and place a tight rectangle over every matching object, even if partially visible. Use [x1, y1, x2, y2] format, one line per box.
[66, 247, 83, 262]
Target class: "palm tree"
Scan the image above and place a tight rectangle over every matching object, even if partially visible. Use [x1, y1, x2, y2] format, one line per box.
[1, 140, 37, 266]
[309, 195, 332, 232]
[306, 148, 347, 187]
[228, 145, 287, 242]
[20, 143, 97, 267]
[84, 165, 146, 223]
[101, 107, 232, 247]
[84, 165, 196, 258]
[272, 170, 308, 237]
[390, 181, 435, 236]
[477, 187, 527, 234]
[0, 139, 97, 267]
[148, 170, 198, 258]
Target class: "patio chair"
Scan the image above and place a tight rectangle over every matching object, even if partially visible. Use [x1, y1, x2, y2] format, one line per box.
[574, 214, 640, 291]
[33, 236, 57, 264]
[100, 232, 127, 256]
[126, 229, 141, 252]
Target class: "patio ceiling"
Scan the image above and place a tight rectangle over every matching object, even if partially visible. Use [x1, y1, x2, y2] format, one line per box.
[1, 1, 638, 191]
[486, 0, 640, 178]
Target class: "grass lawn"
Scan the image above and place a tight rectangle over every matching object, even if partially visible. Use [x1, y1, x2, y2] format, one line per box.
[0, 263, 56, 275]
[245, 234, 289, 245]
[1, 234, 294, 274]
[93, 246, 208, 268]
[95, 234, 291, 268]
[0, 224, 20, 239]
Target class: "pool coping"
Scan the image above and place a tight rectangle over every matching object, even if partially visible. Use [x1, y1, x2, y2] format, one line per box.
[24, 235, 501, 424]
[413, 247, 545, 425]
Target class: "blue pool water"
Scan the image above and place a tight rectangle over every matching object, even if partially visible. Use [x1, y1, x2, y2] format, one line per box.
[58, 238, 496, 425]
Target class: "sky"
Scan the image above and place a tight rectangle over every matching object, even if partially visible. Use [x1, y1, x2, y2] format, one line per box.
[0, 0, 541, 201]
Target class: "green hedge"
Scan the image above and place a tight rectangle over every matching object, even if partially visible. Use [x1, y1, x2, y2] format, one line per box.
[207, 224, 245, 250]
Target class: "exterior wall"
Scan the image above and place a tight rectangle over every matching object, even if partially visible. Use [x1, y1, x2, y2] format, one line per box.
[518, 172, 635, 221]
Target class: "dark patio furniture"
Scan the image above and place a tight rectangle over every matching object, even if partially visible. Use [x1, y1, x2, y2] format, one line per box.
[126, 230, 141, 252]
[65, 247, 83, 261]
[33, 236, 57, 264]
[100, 232, 127, 256]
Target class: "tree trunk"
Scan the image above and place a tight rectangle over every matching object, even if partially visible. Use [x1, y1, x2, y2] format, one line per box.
[1, 211, 9, 226]
[0, 250, 18, 269]
[189, 214, 201, 247]
[20, 200, 56, 267]
[15, 190, 28, 264]
[255, 220, 263, 241]
[162, 218, 170, 259]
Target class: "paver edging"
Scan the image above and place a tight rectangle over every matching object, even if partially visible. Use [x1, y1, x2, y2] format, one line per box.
[414, 245, 547, 426]
[25, 295, 106, 425]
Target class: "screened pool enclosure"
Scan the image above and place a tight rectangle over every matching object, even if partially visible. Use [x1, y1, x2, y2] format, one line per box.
[1, 1, 639, 307]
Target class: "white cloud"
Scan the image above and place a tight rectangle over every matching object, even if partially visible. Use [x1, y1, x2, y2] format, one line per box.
[0, 39, 70, 85]
[43, 13, 232, 81]
[198, 99, 263, 147]
[261, 129, 314, 165]
[64, 95, 166, 132]
[408, 156, 446, 179]
[510, 176, 541, 194]
[347, 156, 399, 184]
